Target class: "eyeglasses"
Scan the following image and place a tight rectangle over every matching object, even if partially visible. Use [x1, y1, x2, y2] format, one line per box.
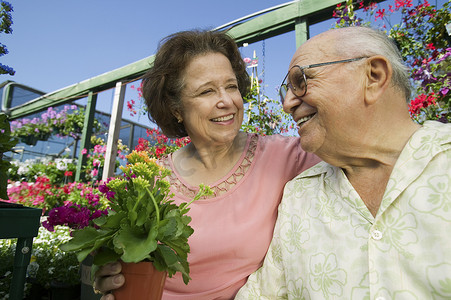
[278, 57, 368, 104]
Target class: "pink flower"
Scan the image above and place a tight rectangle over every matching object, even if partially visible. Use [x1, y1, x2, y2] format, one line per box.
[91, 168, 99, 177]
[81, 148, 88, 155]
[93, 159, 101, 167]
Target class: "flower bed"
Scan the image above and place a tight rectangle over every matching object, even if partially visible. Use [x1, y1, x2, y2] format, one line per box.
[0, 225, 81, 299]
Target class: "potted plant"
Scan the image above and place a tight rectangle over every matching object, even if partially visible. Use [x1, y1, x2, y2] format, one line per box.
[59, 150, 212, 299]
[56, 107, 103, 139]
[9, 117, 51, 146]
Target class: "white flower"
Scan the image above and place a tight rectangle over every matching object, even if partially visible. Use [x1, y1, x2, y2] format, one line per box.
[17, 165, 30, 175]
[55, 159, 67, 170]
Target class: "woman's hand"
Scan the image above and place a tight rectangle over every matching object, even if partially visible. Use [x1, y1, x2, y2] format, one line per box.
[93, 261, 125, 300]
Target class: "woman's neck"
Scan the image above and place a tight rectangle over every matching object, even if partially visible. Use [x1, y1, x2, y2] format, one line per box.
[171, 131, 248, 186]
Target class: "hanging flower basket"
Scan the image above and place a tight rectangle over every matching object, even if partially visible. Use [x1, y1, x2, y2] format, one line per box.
[38, 132, 51, 142]
[20, 135, 39, 146]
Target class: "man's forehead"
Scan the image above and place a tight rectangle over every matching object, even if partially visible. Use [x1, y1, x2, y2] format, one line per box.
[289, 37, 329, 68]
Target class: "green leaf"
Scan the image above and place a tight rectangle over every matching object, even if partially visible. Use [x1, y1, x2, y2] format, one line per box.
[136, 208, 148, 227]
[128, 210, 138, 225]
[156, 244, 178, 267]
[60, 227, 115, 262]
[93, 247, 121, 266]
[60, 227, 105, 252]
[114, 224, 158, 263]
[76, 247, 95, 263]
[155, 244, 190, 282]
[94, 211, 125, 228]
[157, 218, 177, 241]
[164, 239, 190, 260]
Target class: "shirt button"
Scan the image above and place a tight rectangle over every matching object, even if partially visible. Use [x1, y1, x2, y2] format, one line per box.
[372, 229, 383, 240]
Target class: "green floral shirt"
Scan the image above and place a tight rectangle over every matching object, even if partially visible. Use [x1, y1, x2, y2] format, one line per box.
[236, 121, 451, 300]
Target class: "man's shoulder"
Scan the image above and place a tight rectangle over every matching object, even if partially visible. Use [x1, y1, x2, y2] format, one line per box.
[422, 121, 451, 143]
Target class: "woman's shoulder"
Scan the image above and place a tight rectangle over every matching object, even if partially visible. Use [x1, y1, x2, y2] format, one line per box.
[156, 154, 172, 170]
[255, 134, 301, 151]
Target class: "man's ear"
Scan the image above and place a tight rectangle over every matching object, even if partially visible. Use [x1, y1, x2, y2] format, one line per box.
[364, 55, 392, 105]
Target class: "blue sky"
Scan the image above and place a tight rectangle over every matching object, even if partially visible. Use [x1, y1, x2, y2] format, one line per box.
[2, 1, 302, 93]
[3, 0, 314, 126]
[1, 0, 448, 127]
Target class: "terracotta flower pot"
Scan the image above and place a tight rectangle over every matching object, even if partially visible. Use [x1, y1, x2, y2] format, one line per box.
[114, 261, 167, 300]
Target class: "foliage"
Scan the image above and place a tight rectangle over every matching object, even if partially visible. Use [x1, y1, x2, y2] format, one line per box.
[0, 113, 17, 199]
[58, 106, 102, 138]
[10, 105, 104, 145]
[5, 176, 62, 210]
[241, 78, 292, 135]
[8, 157, 76, 184]
[135, 128, 191, 159]
[126, 83, 145, 116]
[332, 0, 450, 124]
[0, 225, 80, 298]
[0, 1, 14, 75]
[41, 181, 109, 231]
[82, 136, 129, 182]
[60, 151, 213, 284]
[6, 135, 126, 189]
[0, 237, 16, 299]
[5, 177, 108, 214]
[9, 114, 53, 145]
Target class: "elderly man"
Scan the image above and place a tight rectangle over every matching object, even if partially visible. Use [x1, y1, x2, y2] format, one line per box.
[236, 26, 451, 299]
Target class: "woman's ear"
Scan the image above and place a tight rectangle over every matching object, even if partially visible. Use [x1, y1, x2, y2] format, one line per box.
[172, 110, 183, 123]
[364, 55, 392, 105]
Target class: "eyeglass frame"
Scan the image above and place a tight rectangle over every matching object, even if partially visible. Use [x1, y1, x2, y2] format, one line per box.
[278, 57, 368, 104]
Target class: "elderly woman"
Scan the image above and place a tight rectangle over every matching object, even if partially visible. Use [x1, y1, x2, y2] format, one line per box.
[95, 29, 319, 300]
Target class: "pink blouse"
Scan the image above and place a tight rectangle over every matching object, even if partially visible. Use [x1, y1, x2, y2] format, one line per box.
[159, 133, 319, 299]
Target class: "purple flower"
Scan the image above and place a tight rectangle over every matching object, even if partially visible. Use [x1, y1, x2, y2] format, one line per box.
[98, 183, 109, 194]
[43, 203, 108, 231]
[99, 182, 116, 200]
[440, 87, 449, 96]
[105, 191, 115, 200]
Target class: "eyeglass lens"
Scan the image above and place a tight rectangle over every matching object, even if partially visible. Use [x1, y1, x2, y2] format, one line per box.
[279, 66, 307, 105]
[290, 67, 306, 96]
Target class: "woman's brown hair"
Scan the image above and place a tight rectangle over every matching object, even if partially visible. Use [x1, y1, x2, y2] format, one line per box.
[141, 29, 250, 138]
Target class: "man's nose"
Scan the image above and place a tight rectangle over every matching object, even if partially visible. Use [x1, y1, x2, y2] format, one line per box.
[282, 88, 302, 114]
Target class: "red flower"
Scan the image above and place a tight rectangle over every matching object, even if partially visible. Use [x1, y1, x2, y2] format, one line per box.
[426, 43, 436, 50]
[135, 138, 150, 152]
[155, 145, 167, 158]
[64, 171, 73, 177]
[409, 93, 436, 116]
[395, 0, 413, 9]
[375, 9, 386, 20]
